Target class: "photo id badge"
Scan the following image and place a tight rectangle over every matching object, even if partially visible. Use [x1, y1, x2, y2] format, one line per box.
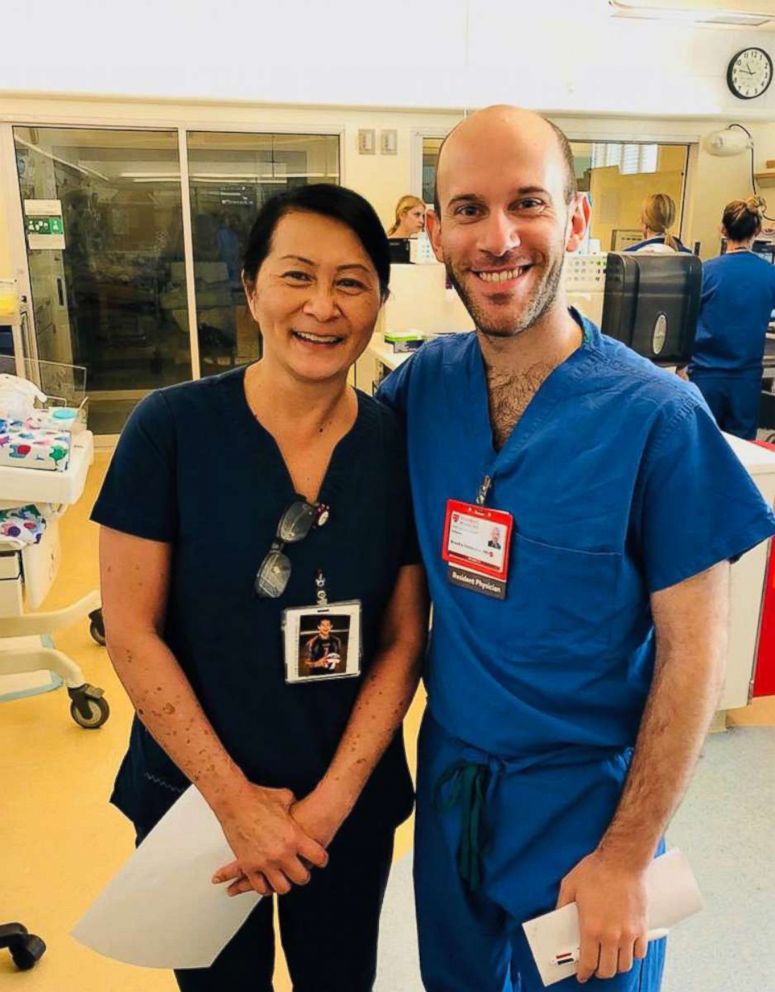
[282, 600, 362, 684]
[442, 499, 514, 599]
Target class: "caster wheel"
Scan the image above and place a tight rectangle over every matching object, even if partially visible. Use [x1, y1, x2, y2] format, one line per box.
[88, 608, 106, 646]
[0, 924, 46, 971]
[68, 685, 110, 729]
[11, 934, 46, 971]
[89, 620, 106, 646]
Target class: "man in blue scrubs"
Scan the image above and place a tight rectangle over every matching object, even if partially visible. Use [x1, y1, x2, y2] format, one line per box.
[378, 106, 775, 991]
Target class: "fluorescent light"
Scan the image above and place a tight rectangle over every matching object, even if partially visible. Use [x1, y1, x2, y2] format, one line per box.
[609, 0, 774, 25]
[120, 171, 180, 179]
[701, 9, 773, 20]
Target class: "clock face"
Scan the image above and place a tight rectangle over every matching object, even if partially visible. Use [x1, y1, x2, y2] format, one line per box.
[728, 47, 773, 100]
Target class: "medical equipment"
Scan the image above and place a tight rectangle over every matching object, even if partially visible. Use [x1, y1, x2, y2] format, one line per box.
[0, 359, 109, 729]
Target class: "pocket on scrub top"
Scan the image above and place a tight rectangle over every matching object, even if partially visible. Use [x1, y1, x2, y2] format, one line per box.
[507, 532, 621, 656]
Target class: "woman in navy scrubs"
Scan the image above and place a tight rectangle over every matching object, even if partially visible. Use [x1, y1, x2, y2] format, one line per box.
[92, 185, 428, 991]
[689, 197, 775, 440]
[625, 193, 692, 254]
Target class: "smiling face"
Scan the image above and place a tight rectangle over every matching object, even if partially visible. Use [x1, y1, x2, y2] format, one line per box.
[244, 210, 382, 384]
[428, 108, 586, 339]
[318, 619, 332, 638]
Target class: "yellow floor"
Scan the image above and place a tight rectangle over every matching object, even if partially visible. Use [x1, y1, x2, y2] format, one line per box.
[0, 452, 422, 990]
[1, 451, 772, 989]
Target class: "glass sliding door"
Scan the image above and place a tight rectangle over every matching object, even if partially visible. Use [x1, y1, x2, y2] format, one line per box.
[186, 132, 340, 374]
[13, 127, 190, 434]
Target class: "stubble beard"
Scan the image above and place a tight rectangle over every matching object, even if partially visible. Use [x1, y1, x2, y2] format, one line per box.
[446, 253, 565, 339]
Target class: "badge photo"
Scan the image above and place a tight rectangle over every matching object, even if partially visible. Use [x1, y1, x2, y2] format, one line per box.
[282, 601, 362, 684]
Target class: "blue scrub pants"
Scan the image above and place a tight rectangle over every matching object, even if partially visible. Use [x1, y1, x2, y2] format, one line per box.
[689, 370, 761, 440]
[414, 714, 666, 992]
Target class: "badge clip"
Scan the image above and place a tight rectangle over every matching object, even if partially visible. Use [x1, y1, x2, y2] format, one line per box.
[476, 475, 492, 507]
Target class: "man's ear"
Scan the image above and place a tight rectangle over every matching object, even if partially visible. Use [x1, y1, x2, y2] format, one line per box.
[425, 209, 445, 263]
[565, 193, 591, 253]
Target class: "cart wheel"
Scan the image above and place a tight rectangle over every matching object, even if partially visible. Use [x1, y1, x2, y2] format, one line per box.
[10, 934, 46, 971]
[0, 924, 46, 972]
[89, 620, 106, 646]
[88, 608, 106, 646]
[68, 686, 110, 730]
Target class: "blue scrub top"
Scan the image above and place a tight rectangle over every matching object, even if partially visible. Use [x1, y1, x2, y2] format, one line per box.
[92, 368, 417, 834]
[378, 316, 775, 758]
[689, 251, 775, 375]
[624, 235, 693, 254]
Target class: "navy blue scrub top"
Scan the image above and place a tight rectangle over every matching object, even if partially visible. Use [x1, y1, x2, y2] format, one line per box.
[624, 235, 693, 254]
[690, 251, 775, 375]
[378, 315, 775, 759]
[92, 367, 417, 833]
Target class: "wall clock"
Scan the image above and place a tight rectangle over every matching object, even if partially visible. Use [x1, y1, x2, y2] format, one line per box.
[727, 47, 773, 100]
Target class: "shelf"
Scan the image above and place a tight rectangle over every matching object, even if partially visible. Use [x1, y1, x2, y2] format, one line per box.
[755, 172, 775, 186]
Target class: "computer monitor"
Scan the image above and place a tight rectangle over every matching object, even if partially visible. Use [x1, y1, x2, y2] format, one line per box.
[388, 238, 411, 264]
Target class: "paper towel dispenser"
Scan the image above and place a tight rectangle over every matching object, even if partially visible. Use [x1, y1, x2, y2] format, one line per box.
[601, 252, 702, 365]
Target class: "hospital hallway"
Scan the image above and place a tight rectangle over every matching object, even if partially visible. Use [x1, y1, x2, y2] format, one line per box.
[1, 453, 774, 992]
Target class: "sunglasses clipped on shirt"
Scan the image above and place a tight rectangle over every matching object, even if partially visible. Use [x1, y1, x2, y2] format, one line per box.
[254, 497, 330, 599]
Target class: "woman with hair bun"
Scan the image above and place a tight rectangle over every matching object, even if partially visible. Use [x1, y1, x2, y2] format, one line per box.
[688, 196, 775, 439]
[625, 193, 693, 254]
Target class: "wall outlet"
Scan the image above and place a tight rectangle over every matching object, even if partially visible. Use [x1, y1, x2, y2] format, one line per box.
[358, 129, 375, 154]
[380, 129, 397, 155]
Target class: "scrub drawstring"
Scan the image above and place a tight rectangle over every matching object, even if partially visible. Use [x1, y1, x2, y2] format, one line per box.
[432, 760, 491, 893]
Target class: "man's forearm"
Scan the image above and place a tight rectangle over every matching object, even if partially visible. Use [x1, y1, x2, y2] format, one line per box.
[599, 568, 729, 867]
[106, 628, 249, 816]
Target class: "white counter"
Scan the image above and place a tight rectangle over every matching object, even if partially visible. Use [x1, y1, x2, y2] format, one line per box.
[355, 262, 471, 393]
[368, 341, 414, 375]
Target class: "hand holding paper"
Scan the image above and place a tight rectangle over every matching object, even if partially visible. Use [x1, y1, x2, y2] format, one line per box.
[523, 849, 702, 987]
[72, 786, 262, 970]
[556, 846, 649, 982]
[73, 783, 331, 970]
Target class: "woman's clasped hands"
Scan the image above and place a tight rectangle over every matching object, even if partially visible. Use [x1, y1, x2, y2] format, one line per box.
[211, 781, 342, 898]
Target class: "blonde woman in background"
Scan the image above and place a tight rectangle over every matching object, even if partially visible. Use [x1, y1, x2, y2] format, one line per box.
[688, 197, 775, 440]
[625, 193, 692, 254]
[387, 195, 426, 237]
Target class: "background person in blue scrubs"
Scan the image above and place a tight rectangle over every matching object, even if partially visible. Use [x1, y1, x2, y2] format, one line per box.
[687, 197, 775, 440]
[378, 106, 775, 991]
[93, 185, 428, 992]
[624, 192, 692, 254]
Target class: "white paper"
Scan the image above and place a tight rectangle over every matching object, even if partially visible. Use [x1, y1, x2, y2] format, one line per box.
[71, 786, 261, 969]
[522, 849, 703, 987]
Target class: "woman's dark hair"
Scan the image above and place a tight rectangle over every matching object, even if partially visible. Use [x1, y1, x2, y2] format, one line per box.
[242, 184, 390, 300]
[722, 196, 764, 243]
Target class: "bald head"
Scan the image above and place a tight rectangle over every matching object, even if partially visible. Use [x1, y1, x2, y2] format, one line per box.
[433, 106, 577, 215]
